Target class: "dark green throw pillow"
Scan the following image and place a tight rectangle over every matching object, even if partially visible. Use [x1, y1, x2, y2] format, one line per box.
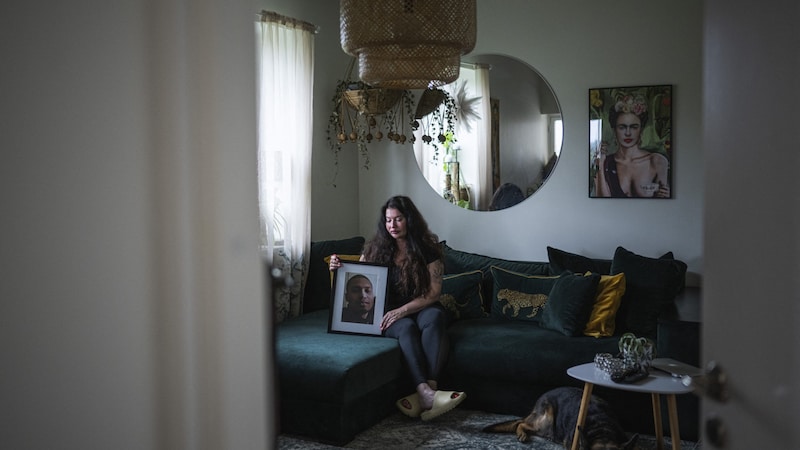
[540, 272, 601, 336]
[610, 246, 687, 338]
[490, 266, 558, 322]
[546, 246, 612, 275]
[439, 271, 485, 322]
[442, 241, 550, 312]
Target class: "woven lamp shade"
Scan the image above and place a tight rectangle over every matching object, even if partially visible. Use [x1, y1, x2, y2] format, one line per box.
[340, 0, 477, 89]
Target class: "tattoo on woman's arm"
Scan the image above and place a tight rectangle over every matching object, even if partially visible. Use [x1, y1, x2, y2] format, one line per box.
[432, 261, 443, 279]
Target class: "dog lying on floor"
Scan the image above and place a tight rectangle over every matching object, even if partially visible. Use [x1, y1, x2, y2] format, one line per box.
[483, 387, 638, 450]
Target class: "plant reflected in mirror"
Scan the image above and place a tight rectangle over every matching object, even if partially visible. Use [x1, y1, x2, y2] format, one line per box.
[413, 54, 562, 211]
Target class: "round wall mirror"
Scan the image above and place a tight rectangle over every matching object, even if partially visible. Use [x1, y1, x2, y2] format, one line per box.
[412, 54, 562, 211]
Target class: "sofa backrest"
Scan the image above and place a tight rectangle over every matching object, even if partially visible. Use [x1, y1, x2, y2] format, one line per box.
[303, 239, 688, 341]
[441, 241, 551, 312]
[442, 242, 688, 340]
[303, 236, 365, 314]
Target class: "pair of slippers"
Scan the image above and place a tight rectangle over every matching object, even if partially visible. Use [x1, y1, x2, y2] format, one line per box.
[396, 390, 466, 421]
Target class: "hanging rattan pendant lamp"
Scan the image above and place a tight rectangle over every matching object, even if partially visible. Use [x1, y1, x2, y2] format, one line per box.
[340, 0, 477, 90]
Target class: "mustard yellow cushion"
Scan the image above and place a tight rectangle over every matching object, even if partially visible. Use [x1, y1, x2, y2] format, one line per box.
[583, 272, 626, 337]
[323, 254, 362, 286]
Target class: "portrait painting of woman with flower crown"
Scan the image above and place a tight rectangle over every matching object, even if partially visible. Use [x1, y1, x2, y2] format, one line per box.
[589, 85, 672, 198]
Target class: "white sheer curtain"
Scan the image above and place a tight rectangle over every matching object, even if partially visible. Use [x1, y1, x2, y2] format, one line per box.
[255, 13, 314, 322]
[457, 64, 492, 210]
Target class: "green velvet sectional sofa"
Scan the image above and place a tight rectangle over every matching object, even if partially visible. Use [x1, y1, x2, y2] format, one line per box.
[275, 237, 701, 445]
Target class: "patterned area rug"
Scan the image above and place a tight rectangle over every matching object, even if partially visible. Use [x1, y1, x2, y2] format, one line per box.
[278, 409, 702, 450]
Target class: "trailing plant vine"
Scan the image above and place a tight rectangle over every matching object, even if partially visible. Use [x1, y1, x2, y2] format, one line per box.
[326, 62, 416, 186]
[413, 88, 457, 163]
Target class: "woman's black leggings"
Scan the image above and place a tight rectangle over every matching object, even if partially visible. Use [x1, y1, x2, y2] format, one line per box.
[384, 303, 449, 388]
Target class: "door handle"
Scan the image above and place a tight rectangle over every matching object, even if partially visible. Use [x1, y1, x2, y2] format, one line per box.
[682, 360, 728, 403]
[684, 361, 729, 447]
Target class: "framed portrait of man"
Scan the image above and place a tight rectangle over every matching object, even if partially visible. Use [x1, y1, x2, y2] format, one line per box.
[328, 261, 389, 336]
[589, 85, 673, 199]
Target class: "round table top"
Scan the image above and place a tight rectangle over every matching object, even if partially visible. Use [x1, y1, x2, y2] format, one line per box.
[567, 362, 694, 395]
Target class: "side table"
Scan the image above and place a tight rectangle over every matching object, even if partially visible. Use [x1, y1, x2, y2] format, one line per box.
[567, 362, 693, 450]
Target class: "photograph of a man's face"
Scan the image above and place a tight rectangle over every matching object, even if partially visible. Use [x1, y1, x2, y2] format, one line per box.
[341, 273, 376, 324]
[328, 261, 388, 336]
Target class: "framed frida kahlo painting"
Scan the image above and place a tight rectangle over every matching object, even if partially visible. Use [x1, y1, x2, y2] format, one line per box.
[589, 85, 672, 199]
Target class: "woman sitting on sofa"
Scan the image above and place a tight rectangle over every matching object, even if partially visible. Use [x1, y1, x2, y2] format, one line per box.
[329, 195, 465, 421]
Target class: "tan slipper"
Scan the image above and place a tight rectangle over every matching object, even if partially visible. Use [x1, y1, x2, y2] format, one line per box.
[396, 393, 422, 418]
[420, 390, 466, 421]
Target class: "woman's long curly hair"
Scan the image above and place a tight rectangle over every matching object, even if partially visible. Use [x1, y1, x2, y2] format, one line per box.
[363, 196, 441, 300]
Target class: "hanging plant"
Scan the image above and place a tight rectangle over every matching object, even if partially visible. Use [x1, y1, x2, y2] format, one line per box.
[325, 61, 467, 186]
[326, 59, 416, 185]
[414, 88, 447, 119]
[413, 88, 457, 163]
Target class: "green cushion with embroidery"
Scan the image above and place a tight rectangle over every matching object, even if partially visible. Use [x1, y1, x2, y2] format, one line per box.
[440, 270, 486, 322]
[490, 266, 558, 322]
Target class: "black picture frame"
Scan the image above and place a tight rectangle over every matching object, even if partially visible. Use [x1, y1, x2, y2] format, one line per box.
[589, 84, 673, 198]
[328, 261, 389, 336]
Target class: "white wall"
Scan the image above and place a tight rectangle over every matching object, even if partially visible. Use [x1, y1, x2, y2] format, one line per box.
[355, 0, 704, 281]
[1, 0, 269, 448]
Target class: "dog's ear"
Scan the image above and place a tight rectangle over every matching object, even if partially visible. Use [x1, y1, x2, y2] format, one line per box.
[622, 433, 639, 450]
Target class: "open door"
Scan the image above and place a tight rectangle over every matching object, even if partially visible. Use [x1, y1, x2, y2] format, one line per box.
[702, 2, 800, 449]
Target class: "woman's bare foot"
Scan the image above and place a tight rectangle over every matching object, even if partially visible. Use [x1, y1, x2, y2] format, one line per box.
[417, 382, 436, 411]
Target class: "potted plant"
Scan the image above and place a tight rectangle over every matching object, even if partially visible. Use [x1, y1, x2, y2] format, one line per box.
[618, 332, 655, 373]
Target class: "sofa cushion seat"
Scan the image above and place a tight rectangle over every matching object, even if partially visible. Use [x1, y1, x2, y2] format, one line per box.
[277, 309, 403, 403]
[446, 318, 618, 385]
[276, 309, 407, 444]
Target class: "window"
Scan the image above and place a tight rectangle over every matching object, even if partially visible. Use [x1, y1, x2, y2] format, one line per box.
[550, 115, 563, 157]
[255, 11, 315, 321]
